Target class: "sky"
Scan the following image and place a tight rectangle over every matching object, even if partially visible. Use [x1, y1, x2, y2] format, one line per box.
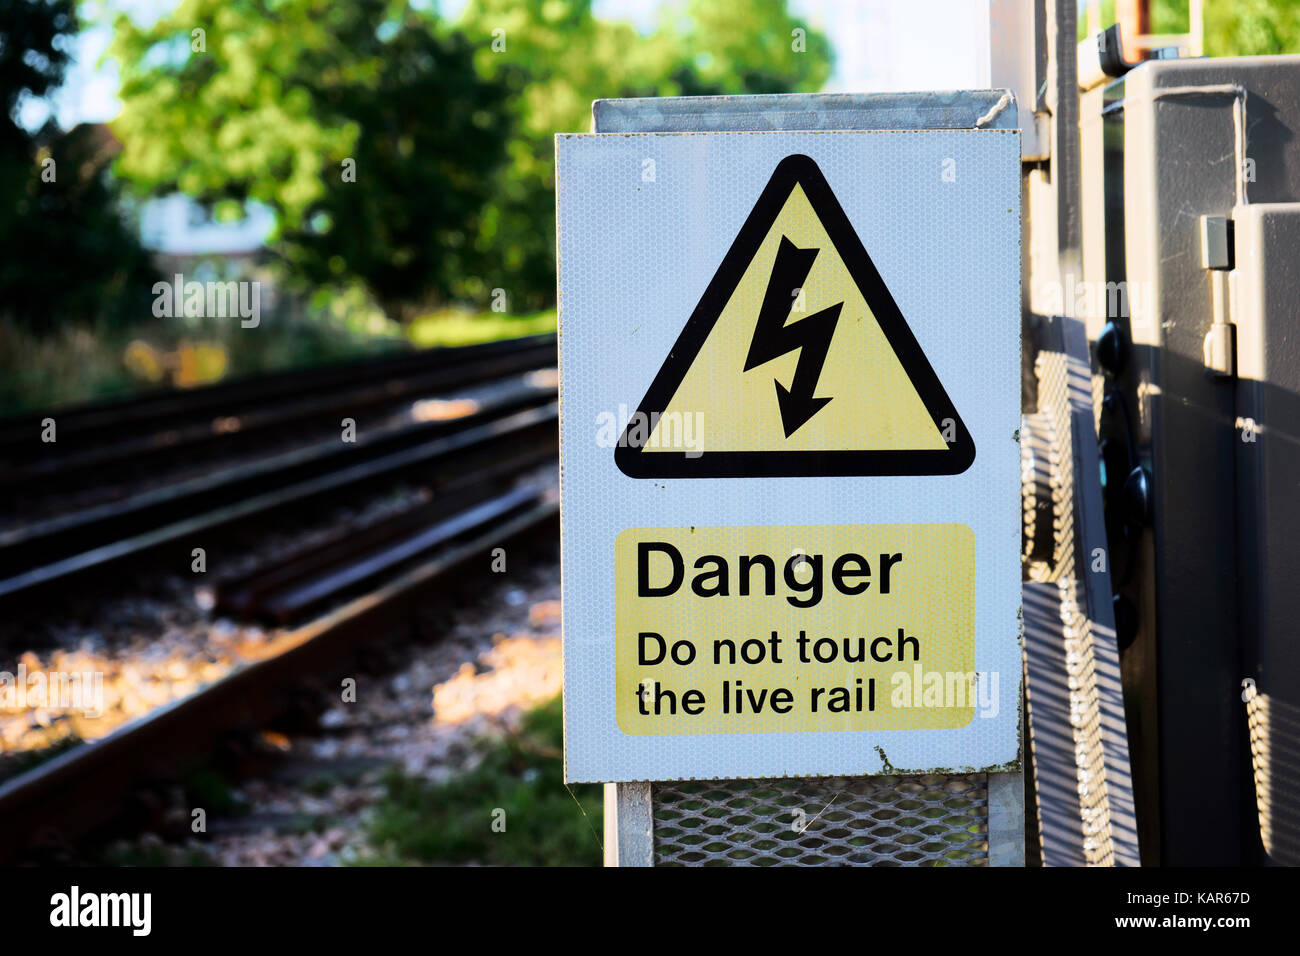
[41, 0, 997, 131]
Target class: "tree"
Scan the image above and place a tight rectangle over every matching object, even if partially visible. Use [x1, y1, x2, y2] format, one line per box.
[111, 0, 516, 321]
[110, 0, 830, 320]
[658, 0, 835, 96]
[457, 0, 833, 312]
[0, 0, 73, 154]
[0, 0, 156, 333]
[1088, 0, 1300, 57]
[1199, 0, 1300, 57]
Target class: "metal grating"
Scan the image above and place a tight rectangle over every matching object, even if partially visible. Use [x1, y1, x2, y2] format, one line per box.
[1022, 317, 1140, 866]
[650, 775, 989, 866]
[1244, 687, 1300, 866]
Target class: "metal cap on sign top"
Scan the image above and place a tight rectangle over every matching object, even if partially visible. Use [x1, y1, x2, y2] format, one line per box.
[592, 90, 1019, 134]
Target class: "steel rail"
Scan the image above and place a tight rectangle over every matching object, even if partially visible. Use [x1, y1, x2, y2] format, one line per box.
[0, 496, 559, 862]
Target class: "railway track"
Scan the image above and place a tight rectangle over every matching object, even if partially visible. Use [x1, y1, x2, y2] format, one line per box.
[0, 334, 554, 467]
[215, 482, 546, 625]
[0, 495, 558, 862]
[0, 334, 561, 862]
[0, 364, 557, 603]
[0, 334, 556, 504]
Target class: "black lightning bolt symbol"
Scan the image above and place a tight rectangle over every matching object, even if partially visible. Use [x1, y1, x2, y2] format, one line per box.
[743, 235, 843, 438]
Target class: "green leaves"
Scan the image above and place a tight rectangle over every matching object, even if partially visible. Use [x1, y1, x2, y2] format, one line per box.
[112, 0, 366, 224]
[112, 0, 514, 320]
[457, 0, 833, 312]
[0, 0, 157, 334]
[1201, 0, 1300, 57]
[108, 0, 833, 320]
[0, 0, 76, 137]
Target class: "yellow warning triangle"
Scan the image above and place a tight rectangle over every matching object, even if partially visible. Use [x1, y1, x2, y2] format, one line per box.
[615, 154, 975, 479]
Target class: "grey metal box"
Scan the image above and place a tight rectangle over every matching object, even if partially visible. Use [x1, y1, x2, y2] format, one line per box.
[1081, 55, 1300, 865]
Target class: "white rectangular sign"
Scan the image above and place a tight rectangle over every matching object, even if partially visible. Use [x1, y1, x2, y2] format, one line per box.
[557, 129, 1020, 783]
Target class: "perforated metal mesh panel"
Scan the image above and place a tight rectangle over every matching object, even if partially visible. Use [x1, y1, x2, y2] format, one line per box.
[1245, 687, 1300, 866]
[1024, 353, 1075, 581]
[1022, 319, 1140, 866]
[650, 774, 989, 866]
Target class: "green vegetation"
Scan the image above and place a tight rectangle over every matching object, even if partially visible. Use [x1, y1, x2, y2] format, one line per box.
[0, 0, 830, 412]
[1203, 0, 1300, 57]
[111, 0, 518, 323]
[110, 0, 831, 320]
[0, 301, 556, 414]
[0, 0, 158, 335]
[1151, 0, 1191, 34]
[1079, 1, 1188, 40]
[1079, 0, 1300, 56]
[99, 839, 213, 868]
[0, 299, 404, 414]
[406, 308, 556, 349]
[9, 0, 1299, 405]
[458, 0, 832, 312]
[358, 696, 603, 866]
[183, 766, 242, 817]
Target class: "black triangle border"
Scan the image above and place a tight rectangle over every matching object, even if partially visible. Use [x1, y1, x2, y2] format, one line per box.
[614, 153, 976, 479]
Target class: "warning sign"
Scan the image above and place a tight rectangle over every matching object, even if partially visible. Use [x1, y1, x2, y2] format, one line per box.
[556, 129, 1021, 784]
[616, 523, 979, 735]
[616, 155, 974, 478]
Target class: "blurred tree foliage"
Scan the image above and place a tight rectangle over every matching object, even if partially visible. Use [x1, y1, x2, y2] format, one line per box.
[0, 0, 156, 333]
[1084, 1, 1300, 57]
[458, 0, 833, 311]
[0, 0, 72, 156]
[1199, 0, 1300, 57]
[111, 0, 517, 321]
[111, 0, 830, 320]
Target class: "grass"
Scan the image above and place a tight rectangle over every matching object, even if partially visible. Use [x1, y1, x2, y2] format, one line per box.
[99, 840, 214, 868]
[357, 695, 603, 867]
[0, 322, 138, 415]
[0, 310, 400, 417]
[406, 308, 556, 349]
[0, 305, 556, 418]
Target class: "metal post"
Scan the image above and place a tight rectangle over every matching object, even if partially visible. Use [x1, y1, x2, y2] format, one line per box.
[602, 782, 653, 867]
[988, 772, 1026, 866]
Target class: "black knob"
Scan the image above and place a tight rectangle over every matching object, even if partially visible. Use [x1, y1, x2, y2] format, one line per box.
[1097, 321, 1127, 375]
[1099, 437, 1130, 496]
[1123, 466, 1152, 529]
[1113, 594, 1138, 651]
